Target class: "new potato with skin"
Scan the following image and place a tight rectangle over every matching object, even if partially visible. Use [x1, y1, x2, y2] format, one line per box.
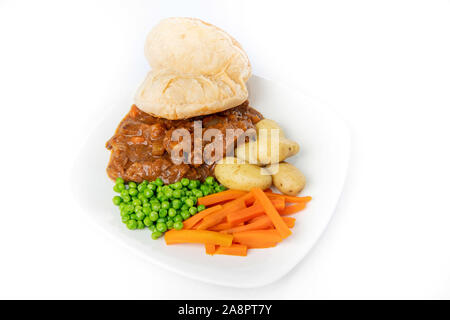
[255, 119, 285, 138]
[214, 157, 272, 191]
[270, 162, 306, 196]
[235, 136, 300, 165]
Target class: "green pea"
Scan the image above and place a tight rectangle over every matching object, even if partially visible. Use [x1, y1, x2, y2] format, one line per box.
[185, 190, 193, 197]
[181, 204, 189, 211]
[113, 184, 122, 193]
[149, 211, 159, 222]
[120, 190, 129, 198]
[197, 204, 206, 212]
[130, 214, 137, 220]
[159, 208, 168, 218]
[185, 198, 194, 207]
[116, 177, 125, 184]
[189, 207, 197, 215]
[128, 181, 137, 188]
[149, 225, 157, 232]
[136, 221, 144, 229]
[181, 178, 190, 186]
[125, 205, 134, 213]
[151, 231, 162, 240]
[168, 208, 177, 218]
[143, 207, 151, 215]
[137, 183, 147, 192]
[156, 186, 163, 193]
[148, 183, 157, 191]
[112, 196, 122, 206]
[143, 217, 152, 227]
[188, 180, 197, 190]
[173, 221, 183, 230]
[141, 188, 152, 198]
[172, 199, 182, 209]
[132, 199, 141, 207]
[156, 222, 167, 233]
[173, 190, 182, 198]
[193, 189, 203, 198]
[190, 197, 197, 205]
[215, 186, 223, 193]
[138, 193, 146, 201]
[129, 188, 138, 196]
[119, 202, 127, 210]
[205, 176, 215, 185]
[157, 217, 167, 223]
[121, 214, 130, 223]
[126, 220, 137, 230]
[136, 211, 145, 221]
[161, 201, 170, 210]
[151, 203, 161, 211]
[173, 182, 182, 190]
[181, 210, 190, 220]
[164, 188, 173, 198]
[143, 202, 151, 208]
[154, 178, 164, 186]
[173, 215, 183, 223]
[134, 205, 143, 213]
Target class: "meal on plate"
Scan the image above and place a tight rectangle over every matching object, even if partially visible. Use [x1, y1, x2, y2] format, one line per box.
[106, 17, 311, 256]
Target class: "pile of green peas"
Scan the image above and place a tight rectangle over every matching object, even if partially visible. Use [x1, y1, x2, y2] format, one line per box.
[112, 176, 226, 239]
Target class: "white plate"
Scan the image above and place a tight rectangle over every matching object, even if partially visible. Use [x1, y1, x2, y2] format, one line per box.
[71, 75, 350, 288]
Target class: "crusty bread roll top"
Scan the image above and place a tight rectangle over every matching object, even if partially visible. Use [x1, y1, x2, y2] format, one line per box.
[134, 17, 251, 120]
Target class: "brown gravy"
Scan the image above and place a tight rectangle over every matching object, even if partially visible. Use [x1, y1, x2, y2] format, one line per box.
[106, 101, 263, 184]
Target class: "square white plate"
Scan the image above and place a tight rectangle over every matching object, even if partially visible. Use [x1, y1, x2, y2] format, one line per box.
[71, 75, 350, 288]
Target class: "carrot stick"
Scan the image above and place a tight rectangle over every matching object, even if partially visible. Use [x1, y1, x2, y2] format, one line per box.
[265, 191, 312, 203]
[164, 230, 233, 246]
[209, 221, 244, 232]
[283, 217, 296, 228]
[209, 222, 234, 231]
[224, 217, 273, 233]
[183, 205, 222, 229]
[205, 244, 216, 255]
[225, 216, 295, 234]
[233, 230, 283, 248]
[251, 188, 292, 239]
[250, 215, 295, 225]
[197, 190, 247, 207]
[226, 198, 285, 225]
[279, 202, 306, 216]
[214, 244, 247, 256]
[129, 105, 140, 118]
[241, 193, 255, 206]
[196, 198, 246, 230]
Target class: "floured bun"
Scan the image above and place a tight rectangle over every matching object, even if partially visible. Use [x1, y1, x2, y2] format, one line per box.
[134, 17, 251, 120]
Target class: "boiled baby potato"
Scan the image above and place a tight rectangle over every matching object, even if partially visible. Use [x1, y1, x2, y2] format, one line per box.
[255, 119, 285, 138]
[235, 137, 300, 165]
[269, 162, 306, 196]
[214, 157, 272, 191]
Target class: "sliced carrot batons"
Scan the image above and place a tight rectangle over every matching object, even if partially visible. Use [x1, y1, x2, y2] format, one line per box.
[251, 188, 292, 239]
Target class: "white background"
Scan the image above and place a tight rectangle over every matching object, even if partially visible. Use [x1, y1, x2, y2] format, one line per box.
[1, 0, 449, 299]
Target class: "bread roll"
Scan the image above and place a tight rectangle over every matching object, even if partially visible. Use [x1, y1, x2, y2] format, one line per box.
[135, 18, 251, 120]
